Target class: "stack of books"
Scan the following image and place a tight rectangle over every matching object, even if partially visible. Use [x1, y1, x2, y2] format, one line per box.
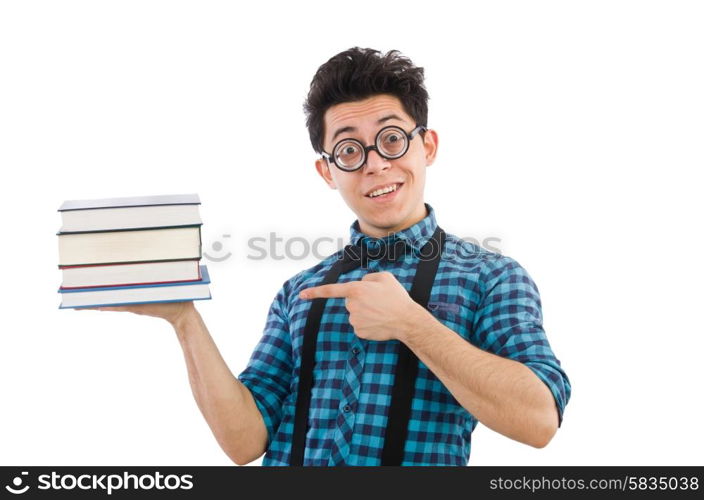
[57, 194, 212, 309]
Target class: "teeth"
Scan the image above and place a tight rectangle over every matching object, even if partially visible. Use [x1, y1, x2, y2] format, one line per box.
[368, 184, 398, 198]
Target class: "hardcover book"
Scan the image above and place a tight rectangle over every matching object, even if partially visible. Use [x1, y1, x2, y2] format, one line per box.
[58, 265, 212, 309]
[58, 193, 202, 233]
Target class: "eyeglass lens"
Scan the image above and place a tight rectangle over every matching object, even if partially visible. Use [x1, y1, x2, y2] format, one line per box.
[334, 127, 408, 170]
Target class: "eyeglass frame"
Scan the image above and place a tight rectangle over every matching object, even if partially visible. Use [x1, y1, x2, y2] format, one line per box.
[321, 124, 428, 172]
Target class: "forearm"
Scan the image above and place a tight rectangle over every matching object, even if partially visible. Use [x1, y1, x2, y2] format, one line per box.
[172, 304, 267, 465]
[398, 305, 558, 448]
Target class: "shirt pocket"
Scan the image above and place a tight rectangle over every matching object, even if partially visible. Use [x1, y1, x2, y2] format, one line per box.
[427, 301, 461, 315]
[426, 301, 468, 334]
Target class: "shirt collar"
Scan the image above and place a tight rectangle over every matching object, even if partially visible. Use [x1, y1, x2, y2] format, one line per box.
[348, 203, 438, 252]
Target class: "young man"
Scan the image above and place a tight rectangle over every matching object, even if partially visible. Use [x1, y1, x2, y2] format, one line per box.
[88, 47, 571, 466]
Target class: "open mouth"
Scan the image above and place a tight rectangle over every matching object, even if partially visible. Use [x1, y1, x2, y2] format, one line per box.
[365, 182, 403, 200]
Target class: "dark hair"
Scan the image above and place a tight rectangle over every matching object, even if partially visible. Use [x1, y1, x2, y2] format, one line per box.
[303, 47, 429, 154]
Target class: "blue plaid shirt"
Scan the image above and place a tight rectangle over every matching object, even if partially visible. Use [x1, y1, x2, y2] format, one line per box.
[237, 204, 571, 466]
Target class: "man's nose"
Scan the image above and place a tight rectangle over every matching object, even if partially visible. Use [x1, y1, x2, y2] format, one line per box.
[364, 149, 391, 173]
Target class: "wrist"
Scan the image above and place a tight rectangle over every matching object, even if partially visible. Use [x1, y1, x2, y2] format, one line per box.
[171, 301, 198, 332]
[397, 301, 433, 343]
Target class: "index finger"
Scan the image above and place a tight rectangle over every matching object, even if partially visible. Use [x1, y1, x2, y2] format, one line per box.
[299, 282, 356, 300]
[74, 305, 132, 312]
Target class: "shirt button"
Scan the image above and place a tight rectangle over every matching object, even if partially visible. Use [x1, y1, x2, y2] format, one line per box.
[343, 404, 352, 412]
[351, 347, 360, 355]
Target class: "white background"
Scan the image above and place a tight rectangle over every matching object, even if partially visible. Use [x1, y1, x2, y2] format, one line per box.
[1, 0, 702, 466]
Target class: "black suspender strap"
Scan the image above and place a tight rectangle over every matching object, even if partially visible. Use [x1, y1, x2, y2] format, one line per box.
[381, 226, 445, 465]
[290, 226, 446, 466]
[289, 257, 349, 466]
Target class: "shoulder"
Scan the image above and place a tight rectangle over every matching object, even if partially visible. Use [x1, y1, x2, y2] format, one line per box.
[441, 230, 538, 295]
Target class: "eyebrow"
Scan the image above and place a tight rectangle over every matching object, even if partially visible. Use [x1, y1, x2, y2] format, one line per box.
[330, 114, 405, 142]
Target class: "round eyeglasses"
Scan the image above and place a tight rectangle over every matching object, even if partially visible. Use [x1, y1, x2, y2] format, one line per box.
[321, 124, 427, 172]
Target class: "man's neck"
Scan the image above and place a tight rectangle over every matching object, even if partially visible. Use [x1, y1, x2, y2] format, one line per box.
[357, 203, 428, 239]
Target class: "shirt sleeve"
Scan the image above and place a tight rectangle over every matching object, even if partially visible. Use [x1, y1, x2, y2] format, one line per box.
[237, 282, 294, 448]
[471, 256, 572, 427]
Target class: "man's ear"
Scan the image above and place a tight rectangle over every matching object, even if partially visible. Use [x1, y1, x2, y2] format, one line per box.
[423, 129, 439, 166]
[315, 157, 337, 189]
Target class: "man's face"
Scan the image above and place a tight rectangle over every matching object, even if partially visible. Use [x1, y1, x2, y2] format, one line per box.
[315, 94, 438, 238]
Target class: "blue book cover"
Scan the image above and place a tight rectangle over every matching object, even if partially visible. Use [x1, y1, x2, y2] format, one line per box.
[59, 265, 211, 309]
